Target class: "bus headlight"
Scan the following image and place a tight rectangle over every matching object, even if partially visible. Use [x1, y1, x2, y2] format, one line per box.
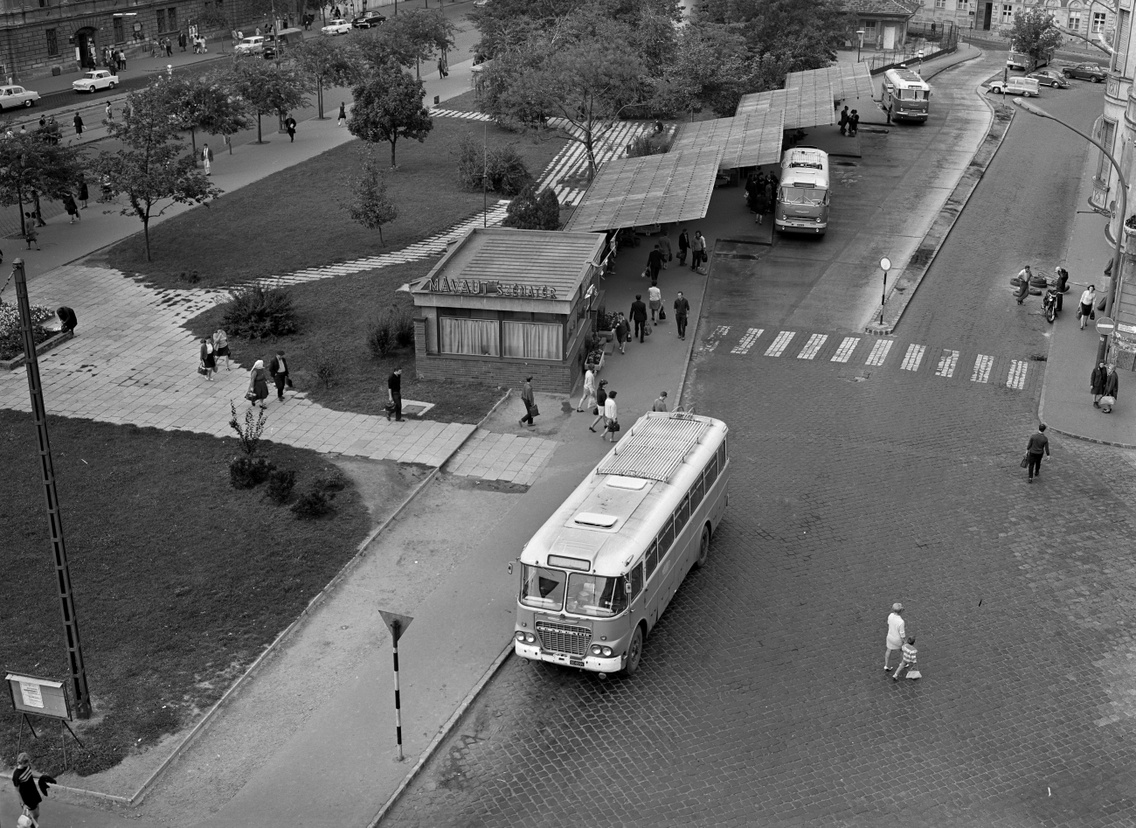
[515, 631, 536, 644]
[590, 644, 613, 657]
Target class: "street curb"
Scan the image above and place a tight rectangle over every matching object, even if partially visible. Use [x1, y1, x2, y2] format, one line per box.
[858, 48, 1020, 335]
[1044, 423, 1136, 449]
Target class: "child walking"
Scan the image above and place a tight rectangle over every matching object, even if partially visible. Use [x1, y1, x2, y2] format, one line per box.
[892, 636, 919, 681]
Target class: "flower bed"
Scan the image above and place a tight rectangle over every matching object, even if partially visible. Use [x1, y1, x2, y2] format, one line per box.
[0, 303, 56, 361]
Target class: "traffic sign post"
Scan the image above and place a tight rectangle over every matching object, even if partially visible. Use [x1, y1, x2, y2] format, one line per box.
[1096, 316, 1116, 362]
[378, 610, 413, 761]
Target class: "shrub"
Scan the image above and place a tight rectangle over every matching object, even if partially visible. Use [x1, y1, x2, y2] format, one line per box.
[314, 467, 348, 493]
[457, 134, 533, 196]
[312, 346, 344, 389]
[228, 402, 267, 457]
[0, 303, 56, 360]
[266, 468, 297, 504]
[222, 285, 299, 340]
[230, 456, 276, 489]
[394, 309, 415, 349]
[625, 131, 671, 158]
[366, 316, 396, 359]
[503, 184, 560, 230]
[291, 485, 335, 519]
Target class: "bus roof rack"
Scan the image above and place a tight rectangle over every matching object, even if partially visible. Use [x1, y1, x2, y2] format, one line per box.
[596, 414, 711, 482]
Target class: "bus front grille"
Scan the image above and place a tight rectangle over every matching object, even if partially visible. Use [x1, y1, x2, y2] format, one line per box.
[536, 621, 591, 656]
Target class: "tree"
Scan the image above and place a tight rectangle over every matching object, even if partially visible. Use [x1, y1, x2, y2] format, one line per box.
[346, 146, 398, 243]
[94, 83, 221, 261]
[291, 37, 361, 119]
[160, 74, 251, 159]
[0, 134, 86, 237]
[656, 24, 754, 117]
[228, 60, 309, 143]
[348, 62, 433, 167]
[1006, 7, 1065, 70]
[502, 184, 559, 230]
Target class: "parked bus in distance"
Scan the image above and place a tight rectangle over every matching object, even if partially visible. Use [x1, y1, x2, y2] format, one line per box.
[880, 67, 931, 123]
[1007, 49, 1051, 71]
[775, 147, 830, 236]
[511, 412, 730, 676]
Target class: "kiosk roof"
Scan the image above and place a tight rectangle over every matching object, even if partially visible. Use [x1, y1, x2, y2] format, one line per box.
[669, 110, 785, 170]
[564, 148, 721, 233]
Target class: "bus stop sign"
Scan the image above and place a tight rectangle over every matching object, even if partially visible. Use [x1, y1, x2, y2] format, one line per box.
[1096, 316, 1116, 336]
[379, 610, 413, 643]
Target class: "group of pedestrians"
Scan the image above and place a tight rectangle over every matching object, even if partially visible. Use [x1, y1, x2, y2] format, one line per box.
[884, 603, 919, 681]
[744, 170, 778, 225]
[676, 228, 707, 273]
[838, 106, 860, 137]
[198, 328, 232, 381]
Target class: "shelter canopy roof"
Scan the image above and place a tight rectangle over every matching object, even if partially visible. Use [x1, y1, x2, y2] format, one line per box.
[669, 110, 785, 170]
[736, 82, 837, 129]
[787, 62, 874, 103]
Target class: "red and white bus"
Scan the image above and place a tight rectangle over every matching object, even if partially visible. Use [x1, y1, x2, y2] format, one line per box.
[511, 412, 730, 675]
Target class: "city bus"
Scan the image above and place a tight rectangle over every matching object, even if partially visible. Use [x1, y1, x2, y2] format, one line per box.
[775, 147, 830, 236]
[880, 67, 931, 123]
[511, 412, 730, 676]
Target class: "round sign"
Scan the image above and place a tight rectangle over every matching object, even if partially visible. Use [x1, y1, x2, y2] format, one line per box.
[1096, 316, 1116, 335]
[880, 257, 892, 272]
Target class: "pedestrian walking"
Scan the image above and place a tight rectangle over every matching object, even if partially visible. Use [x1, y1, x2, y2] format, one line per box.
[337, 102, 347, 126]
[589, 380, 609, 432]
[519, 375, 537, 427]
[652, 390, 669, 412]
[199, 336, 216, 380]
[674, 291, 691, 340]
[1014, 264, 1033, 305]
[647, 243, 663, 281]
[1101, 364, 1119, 413]
[691, 230, 707, 272]
[284, 114, 297, 143]
[658, 234, 672, 268]
[13, 752, 55, 826]
[105, 101, 113, 122]
[118, 49, 126, 70]
[577, 363, 597, 412]
[849, 109, 860, 136]
[438, 56, 447, 79]
[603, 390, 619, 442]
[614, 312, 629, 354]
[1024, 422, 1049, 483]
[24, 224, 39, 250]
[387, 367, 403, 421]
[892, 636, 919, 681]
[269, 349, 290, 400]
[630, 294, 648, 343]
[62, 193, 80, 224]
[1054, 266, 1069, 312]
[212, 328, 231, 370]
[56, 306, 77, 334]
[1078, 284, 1096, 329]
[884, 602, 905, 672]
[71, 111, 84, 136]
[247, 360, 269, 408]
[677, 228, 689, 266]
[202, 142, 213, 175]
[648, 282, 662, 323]
[839, 105, 849, 136]
[1091, 361, 1107, 408]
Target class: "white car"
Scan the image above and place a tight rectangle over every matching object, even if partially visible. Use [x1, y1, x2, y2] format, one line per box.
[235, 35, 266, 55]
[321, 18, 351, 35]
[72, 70, 119, 93]
[0, 85, 40, 110]
[986, 76, 1040, 97]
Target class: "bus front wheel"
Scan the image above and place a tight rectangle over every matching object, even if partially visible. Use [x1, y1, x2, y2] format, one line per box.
[624, 626, 644, 675]
[695, 525, 711, 569]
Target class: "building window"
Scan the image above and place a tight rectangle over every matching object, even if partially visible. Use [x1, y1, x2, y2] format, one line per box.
[1092, 11, 1107, 33]
[167, 8, 177, 30]
[1001, 4, 1014, 24]
[1096, 119, 1116, 183]
[45, 28, 58, 56]
[935, 0, 946, 8]
[113, 17, 124, 42]
[1068, 12, 1081, 31]
[502, 321, 562, 361]
[440, 318, 500, 356]
[156, 9, 166, 31]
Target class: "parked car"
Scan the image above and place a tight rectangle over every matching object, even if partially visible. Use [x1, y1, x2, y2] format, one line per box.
[986, 76, 1040, 97]
[1027, 69, 1069, 88]
[1062, 62, 1107, 82]
[263, 28, 303, 59]
[0, 85, 40, 110]
[235, 35, 266, 55]
[321, 18, 352, 35]
[72, 70, 119, 93]
[351, 11, 385, 28]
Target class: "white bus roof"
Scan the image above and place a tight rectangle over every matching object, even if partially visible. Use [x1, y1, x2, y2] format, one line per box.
[520, 412, 728, 577]
[884, 67, 930, 88]
[781, 147, 829, 189]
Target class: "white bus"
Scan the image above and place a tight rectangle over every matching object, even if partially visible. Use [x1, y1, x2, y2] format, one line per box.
[511, 412, 730, 676]
[775, 147, 830, 236]
[880, 67, 931, 123]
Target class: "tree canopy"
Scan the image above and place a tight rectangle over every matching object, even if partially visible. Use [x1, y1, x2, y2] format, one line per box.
[291, 37, 362, 119]
[1006, 7, 1065, 70]
[348, 62, 433, 167]
[159, 74, 251, 158]
[228, 61, 309, 143]
[0, 134, 86, 237]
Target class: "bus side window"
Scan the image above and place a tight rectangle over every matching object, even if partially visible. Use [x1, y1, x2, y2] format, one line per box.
[691, 473, 705, 510]
[704, 455, 718, 489]
[629, 564, 643, 601]
[658, 518, 675, 556]
[717, 442, 727, 469]
[674, 494, 689, 536]
[645, 541, 659, 578]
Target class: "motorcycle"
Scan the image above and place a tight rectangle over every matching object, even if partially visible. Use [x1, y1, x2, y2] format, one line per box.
[1042, 285, 1058, 323]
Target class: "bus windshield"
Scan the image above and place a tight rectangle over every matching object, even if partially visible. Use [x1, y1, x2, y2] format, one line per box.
[899, 88, 927, 101]
[520, 565, 567, 611]
[781, 186, 825, 206]
[566, 573, 628, 618]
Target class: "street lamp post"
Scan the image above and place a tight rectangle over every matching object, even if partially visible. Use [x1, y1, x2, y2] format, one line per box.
[856, 30, 865, 63]
[1014, 97, 1127, 365]
[879, 256, 892, 325]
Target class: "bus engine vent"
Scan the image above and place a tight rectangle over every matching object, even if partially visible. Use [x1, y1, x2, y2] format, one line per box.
[536, 621, 591, 656]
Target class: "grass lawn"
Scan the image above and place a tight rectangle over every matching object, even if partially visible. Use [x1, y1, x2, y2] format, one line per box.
[186, 261, 507, 422]
[0, 410, 372, 775]
[94, 115, 568, 288]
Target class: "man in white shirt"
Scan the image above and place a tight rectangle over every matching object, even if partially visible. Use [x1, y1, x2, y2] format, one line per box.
[648, 283, 662, 323]
[884, 602, 905, 672]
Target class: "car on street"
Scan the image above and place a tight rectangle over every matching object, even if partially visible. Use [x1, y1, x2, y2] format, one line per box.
[321, 18, 351, 35]
[1027, 69, 1069, 88]
[263, 28, 303, 59]
[72, 70, 119, 93]
[986, 76, 1040, 97]
[1062, 63, 1107, 82]
[351, 11, 385, 28]
[0, 85, 40, 110]
[235, 35, 266, 55]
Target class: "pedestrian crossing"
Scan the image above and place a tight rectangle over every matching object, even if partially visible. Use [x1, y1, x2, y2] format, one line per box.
[708, 326, 1038, 391]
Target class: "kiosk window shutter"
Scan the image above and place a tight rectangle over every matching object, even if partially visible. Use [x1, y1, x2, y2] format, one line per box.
[502, 321, 561, 360]
[441, 317, 500, 356]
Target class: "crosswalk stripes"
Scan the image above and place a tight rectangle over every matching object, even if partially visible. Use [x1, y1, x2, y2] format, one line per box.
[831, 337, 860, 363]
[797, 334, 828, 360]
[715, 326, 1035, 393]
[731, 328, 763, 355]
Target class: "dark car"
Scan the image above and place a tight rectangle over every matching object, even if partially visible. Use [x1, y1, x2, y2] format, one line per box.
[1062, 63, 1107, 82]
[351, 11, 385, 28]
[1027, 69, 1070, 88]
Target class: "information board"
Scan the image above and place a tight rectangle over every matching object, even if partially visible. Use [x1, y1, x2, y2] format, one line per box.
[5, 673, 71, 720]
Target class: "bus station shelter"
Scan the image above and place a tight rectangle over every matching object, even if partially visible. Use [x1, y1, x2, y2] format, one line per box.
[669, 109, 786, 171]
[786, 63, 874, 104]
[735, 84, 837, 129]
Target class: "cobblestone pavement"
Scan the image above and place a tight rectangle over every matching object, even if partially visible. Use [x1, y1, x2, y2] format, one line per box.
[378, 76, 1136, 828]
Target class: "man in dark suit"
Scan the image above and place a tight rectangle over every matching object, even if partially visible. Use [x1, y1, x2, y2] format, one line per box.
[629, 295, 648, 343]
[268, 349, 290, 401]
[647, 244, 663, 281]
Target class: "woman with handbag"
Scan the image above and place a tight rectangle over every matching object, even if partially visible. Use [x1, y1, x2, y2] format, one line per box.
[603, 390, 619, 442]
[247, 359, 269, 409]
[1079, 285, 1096, 330]
[589, 381, 609, 433]
[199, 337, 216, 380]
